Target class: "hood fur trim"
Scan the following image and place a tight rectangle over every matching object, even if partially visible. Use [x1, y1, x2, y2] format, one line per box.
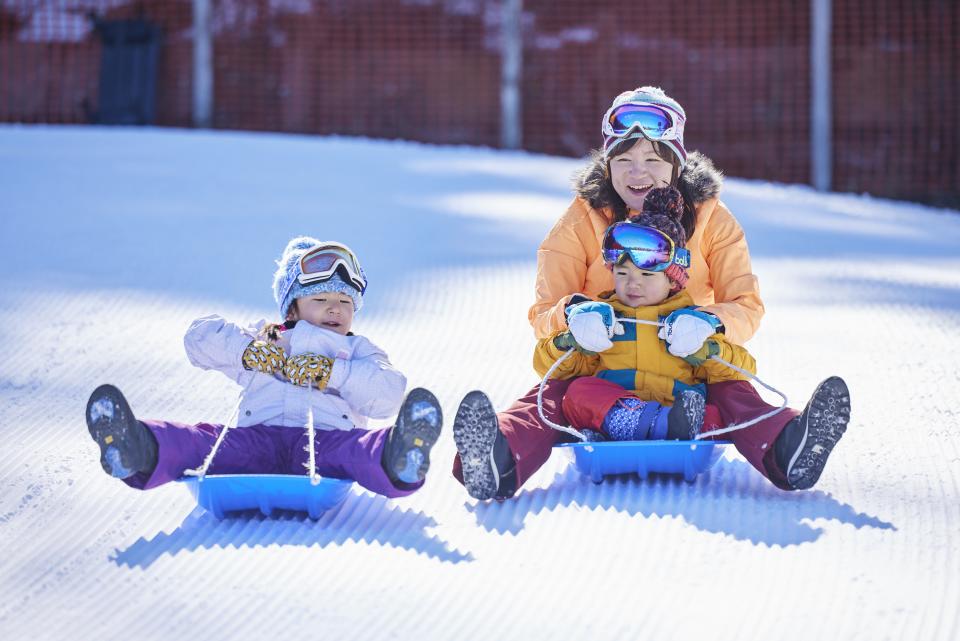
[573, 150, 723, 212]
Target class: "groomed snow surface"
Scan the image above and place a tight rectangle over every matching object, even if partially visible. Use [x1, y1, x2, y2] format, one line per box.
[1, 126, 958, 641]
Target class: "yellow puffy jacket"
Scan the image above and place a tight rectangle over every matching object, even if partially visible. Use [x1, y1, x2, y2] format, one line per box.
[533, 290, 757, 407]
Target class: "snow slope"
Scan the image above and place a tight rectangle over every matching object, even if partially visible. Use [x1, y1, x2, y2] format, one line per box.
[1, 126, 958, 641]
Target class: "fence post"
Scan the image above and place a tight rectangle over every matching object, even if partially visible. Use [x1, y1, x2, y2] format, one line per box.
[500, 0, 522, 149]
[193, 0, 213, 128]
[811, 0, 831, 191]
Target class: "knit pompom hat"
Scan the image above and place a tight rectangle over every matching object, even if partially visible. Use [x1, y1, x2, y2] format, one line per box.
[602, 86, 687, 168]
[272, 236, 364, 318]
[627, 186, 689, 292]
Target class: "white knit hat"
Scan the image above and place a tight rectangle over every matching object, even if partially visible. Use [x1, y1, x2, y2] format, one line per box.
[272, 236, 365, 318]
[602, 86, 687, 167]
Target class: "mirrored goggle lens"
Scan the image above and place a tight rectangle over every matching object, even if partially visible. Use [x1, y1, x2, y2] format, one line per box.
[603, 224, 674, 270]
[300, 247, 366, 292]
[608, 104, 673, 139]
[302, 249, 357, 275]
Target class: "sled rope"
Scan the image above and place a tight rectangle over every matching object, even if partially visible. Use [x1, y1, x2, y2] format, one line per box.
[536, 348, 588, 441]
[536, 317, 788, 442]
[184, 376, 322, 484]
[694, 356, 787, 439]
[304, 386, 321, 485]
[182, 401, 242, 480]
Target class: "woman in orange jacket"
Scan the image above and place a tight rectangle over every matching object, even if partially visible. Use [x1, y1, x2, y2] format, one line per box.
[451, 86, 851, 499]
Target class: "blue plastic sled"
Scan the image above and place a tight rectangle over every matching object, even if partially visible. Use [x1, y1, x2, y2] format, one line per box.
[557, 440, 731, 484]
[180, 474, 353, 519]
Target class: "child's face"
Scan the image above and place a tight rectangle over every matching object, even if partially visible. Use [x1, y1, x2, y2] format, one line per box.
[613, 258, 673, 307]
[609, 138, 675, 211]
[289, 293, 354, 335]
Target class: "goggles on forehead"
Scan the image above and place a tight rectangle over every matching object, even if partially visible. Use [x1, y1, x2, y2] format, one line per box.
[602, 222, 690, 272]
[298, 243, 367, 294]
[602, 103, 685, 144]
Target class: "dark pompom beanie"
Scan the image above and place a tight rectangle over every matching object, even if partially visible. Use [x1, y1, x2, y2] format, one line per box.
[628, 186, 689, 291]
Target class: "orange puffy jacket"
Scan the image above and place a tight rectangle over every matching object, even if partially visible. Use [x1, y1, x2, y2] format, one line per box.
[528, 152, 764, 346]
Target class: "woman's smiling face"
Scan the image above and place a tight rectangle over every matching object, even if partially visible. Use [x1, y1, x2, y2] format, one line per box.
[609, 138, 676, 212]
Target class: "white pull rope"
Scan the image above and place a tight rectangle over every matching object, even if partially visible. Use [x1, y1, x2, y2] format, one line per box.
[184, 372, 325, 484]
[184, 369, 262, 480]
[183, 401, 241, 480]
[536, 317, 788, 441]
[695, 355, 787, 439]
[304, 386, 320, 485]
[536, 348, 587, 441]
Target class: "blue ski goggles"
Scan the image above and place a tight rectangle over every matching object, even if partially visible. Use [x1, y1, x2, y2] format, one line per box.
[602, 103, 685, 144]
[602, 222, 690, 272]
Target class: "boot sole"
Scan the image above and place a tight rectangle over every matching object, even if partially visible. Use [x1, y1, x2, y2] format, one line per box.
[388, 388, 443, 483]
[453, 390, 501, 500]
[785, 376, 851, 490]
[85, 384, 144, 478]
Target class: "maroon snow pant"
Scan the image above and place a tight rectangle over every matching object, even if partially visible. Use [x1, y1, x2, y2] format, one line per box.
[123, 419, 420, 498]
[452, 378, 800, 493]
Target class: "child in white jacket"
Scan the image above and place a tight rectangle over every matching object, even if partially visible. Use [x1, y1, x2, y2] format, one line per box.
[85, 237, 442, 498]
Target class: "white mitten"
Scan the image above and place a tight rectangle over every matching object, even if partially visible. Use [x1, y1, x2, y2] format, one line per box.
[658, 309, 720, 357]
[567, 301, 621, 353]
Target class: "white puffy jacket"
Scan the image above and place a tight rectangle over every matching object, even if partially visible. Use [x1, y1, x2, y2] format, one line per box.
[183, 315, 407, 431]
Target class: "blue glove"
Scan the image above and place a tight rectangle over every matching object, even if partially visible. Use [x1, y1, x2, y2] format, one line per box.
[566, 301, 621, 353]
[658, 307, 723, 357]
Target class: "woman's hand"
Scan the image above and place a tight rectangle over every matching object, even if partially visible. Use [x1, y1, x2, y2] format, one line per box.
[553, 331, 597, 356]
[680, 339, 720, 366]
[658, 307, 723, 357]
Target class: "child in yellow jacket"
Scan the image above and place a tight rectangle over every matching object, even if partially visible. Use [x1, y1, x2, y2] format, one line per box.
[534, 187, 755, 441]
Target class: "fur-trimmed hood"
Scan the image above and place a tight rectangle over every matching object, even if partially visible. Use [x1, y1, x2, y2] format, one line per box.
[573, 149, 723, 213]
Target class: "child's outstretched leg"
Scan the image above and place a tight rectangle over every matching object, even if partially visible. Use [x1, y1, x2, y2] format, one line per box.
[308, 387, 442, 497]
[381, 387, 443, 486]
[87, 384, 291, 489]
[86, 384, 158, 479]
[772, 376, 851, 490]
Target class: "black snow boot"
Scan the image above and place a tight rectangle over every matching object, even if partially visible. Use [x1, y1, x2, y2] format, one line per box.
[86, 384, 158, 479]
[453, 390, 517, 500]
[774, 376, 851, 490]
[666, 390, 706, 440]
[382, 388, 443, 486]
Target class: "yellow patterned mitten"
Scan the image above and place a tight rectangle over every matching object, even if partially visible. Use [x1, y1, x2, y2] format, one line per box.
[284, 353, 334, 390]
[242, 340, 289, 376]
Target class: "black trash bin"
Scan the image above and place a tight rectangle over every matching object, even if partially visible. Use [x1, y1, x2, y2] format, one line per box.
[91, 18, 161, 125]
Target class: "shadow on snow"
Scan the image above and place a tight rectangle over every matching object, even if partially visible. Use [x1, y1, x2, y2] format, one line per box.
[111, 490, 473, 568]
[465, 458, 895, 546]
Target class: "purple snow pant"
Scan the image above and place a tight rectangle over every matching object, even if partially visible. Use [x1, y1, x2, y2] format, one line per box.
[123, 420, 419, 498]
[452, 378, 800, 492]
